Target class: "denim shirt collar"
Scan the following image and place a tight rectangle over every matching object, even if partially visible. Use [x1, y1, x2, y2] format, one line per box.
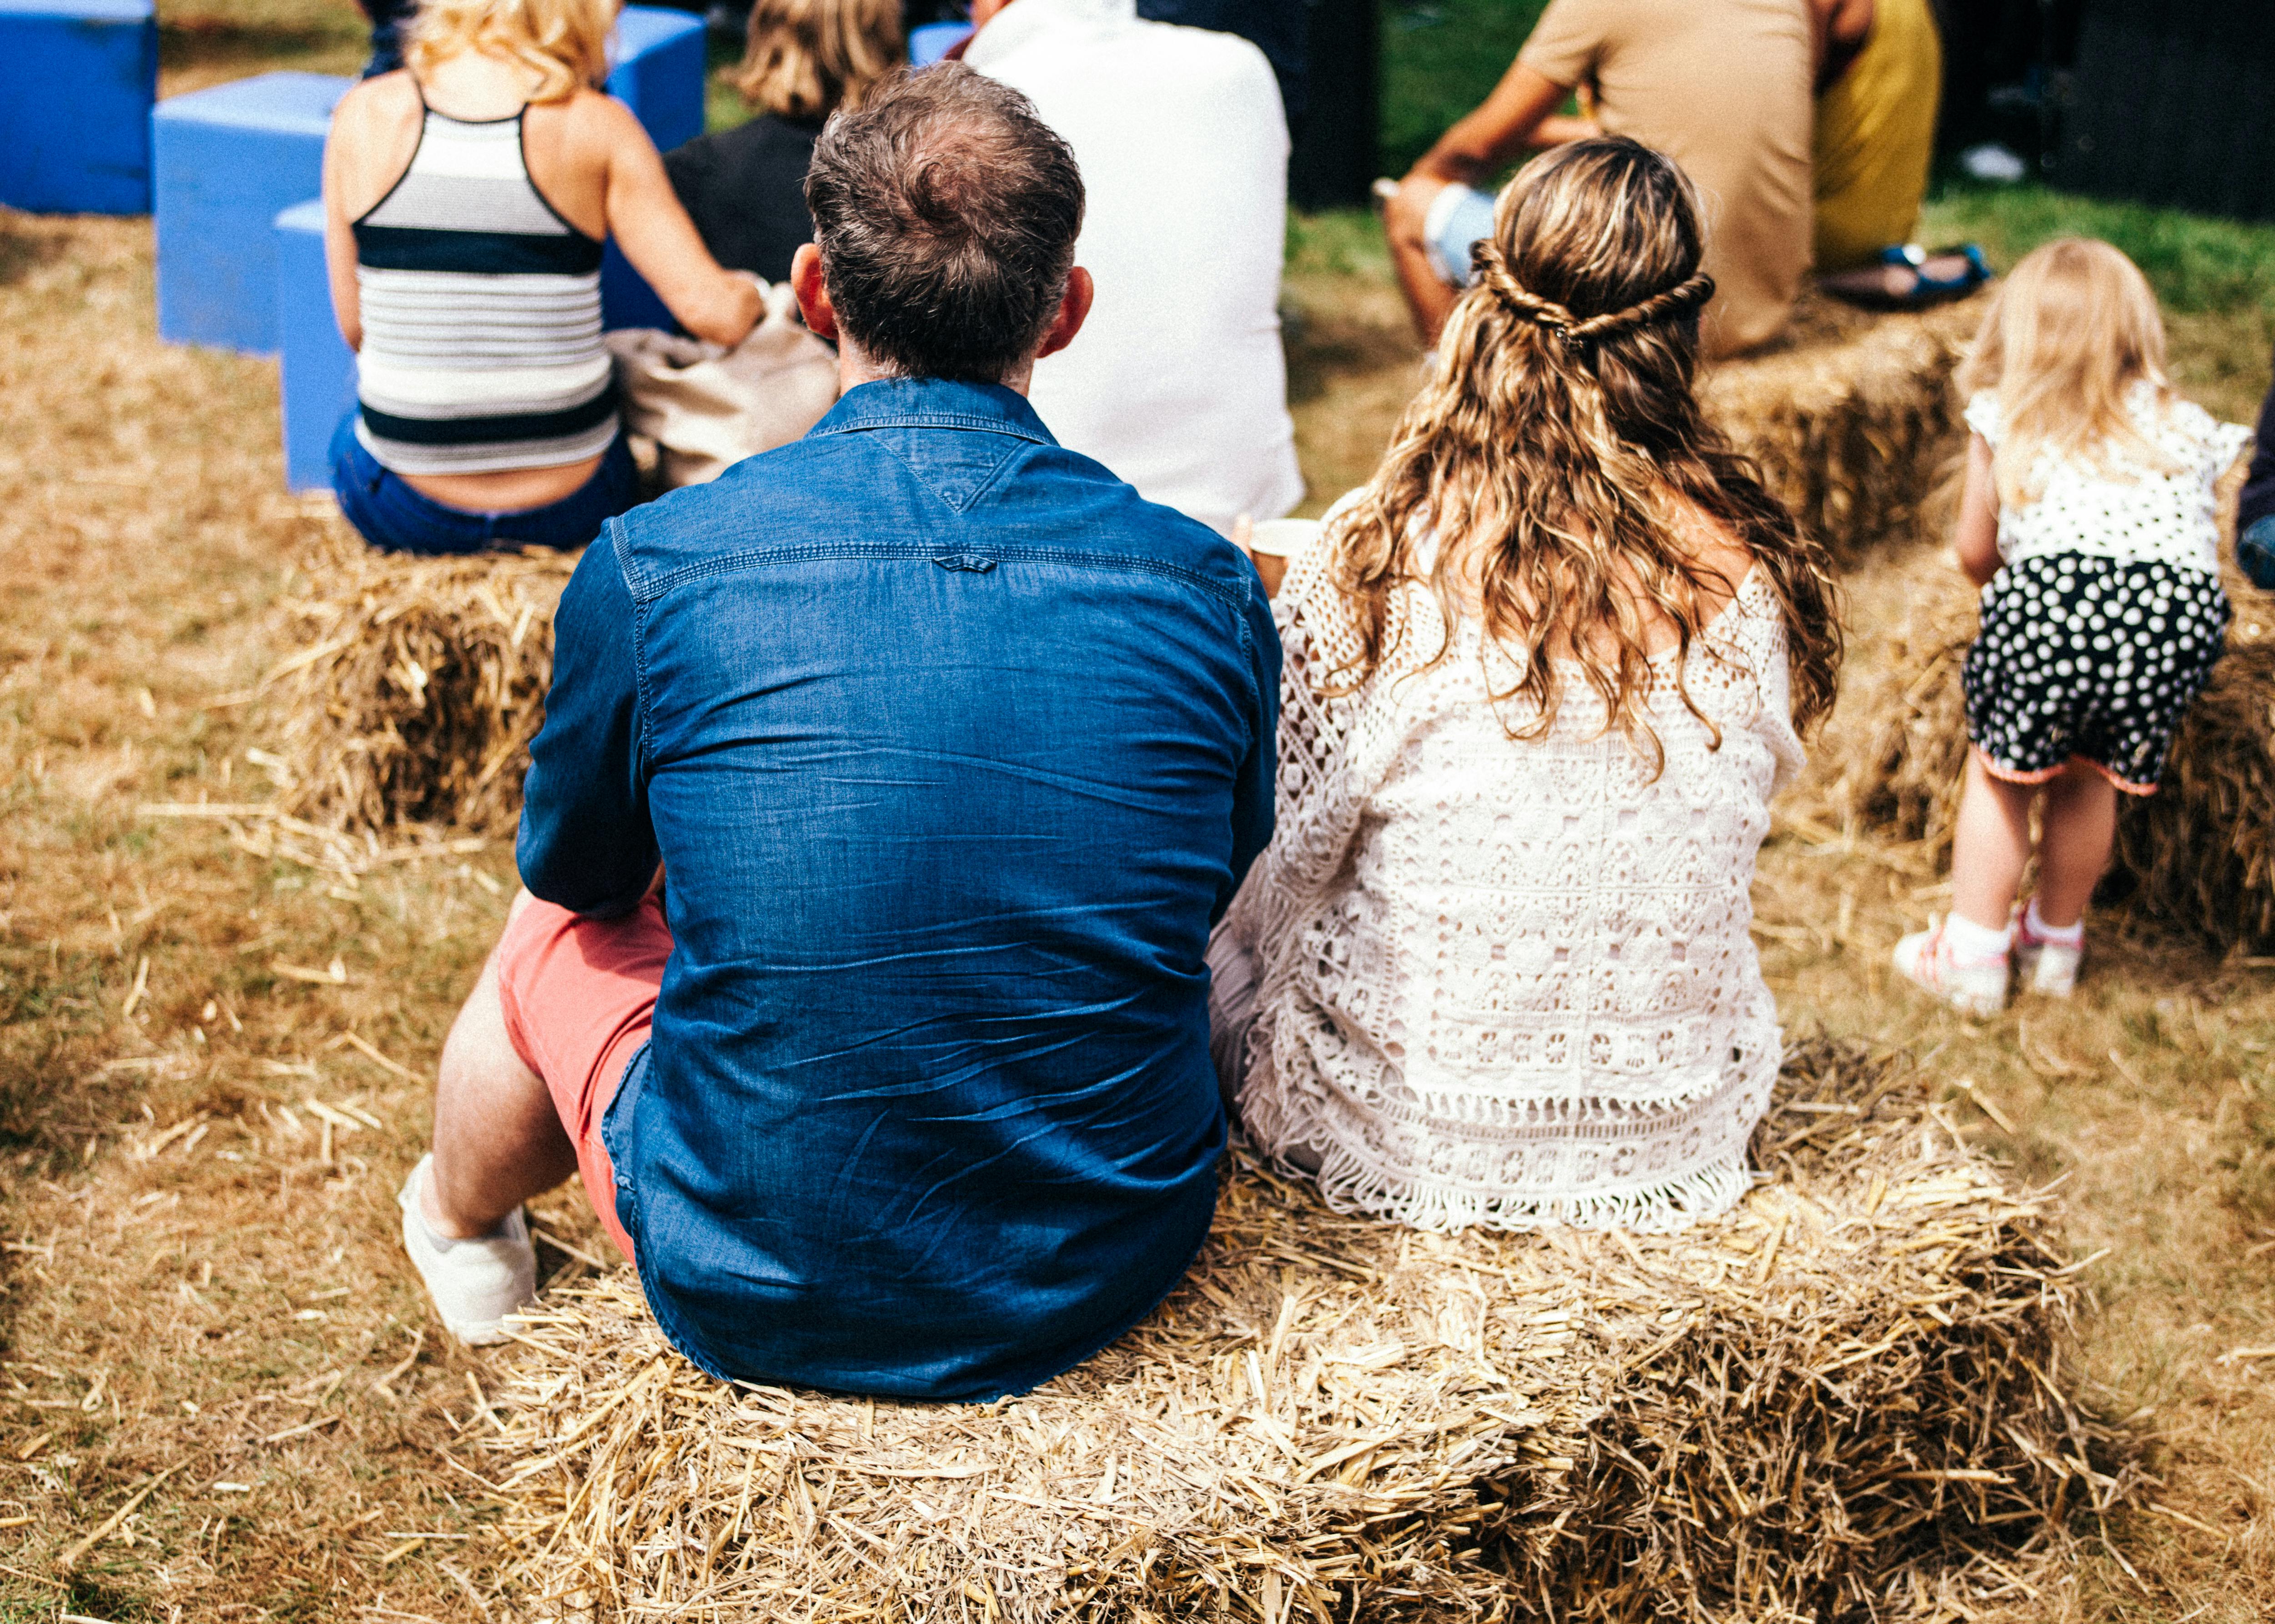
[810, 377, 1057, 446]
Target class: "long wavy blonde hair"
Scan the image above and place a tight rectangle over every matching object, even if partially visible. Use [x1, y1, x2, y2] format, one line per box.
[736, 0, 904, 120]
[405, 0, 616, 103]
[1330, 137, 1840, 759]
[1953, 236, 2177, 506]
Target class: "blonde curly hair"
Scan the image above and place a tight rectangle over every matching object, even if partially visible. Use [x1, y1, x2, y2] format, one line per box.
[404, 0, 617, 103]
[1329, 137, 1842, 763]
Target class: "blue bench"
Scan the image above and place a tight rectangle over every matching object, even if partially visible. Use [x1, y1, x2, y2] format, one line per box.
[155, 71, 348, 353]
[0, 0, 159, 215]
[273, 6, 710, 490]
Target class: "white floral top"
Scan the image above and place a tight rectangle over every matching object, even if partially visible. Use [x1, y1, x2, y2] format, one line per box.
[1963, 382, 2251, 575]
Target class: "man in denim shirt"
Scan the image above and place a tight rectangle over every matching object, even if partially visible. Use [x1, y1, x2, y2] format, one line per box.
[395, 65, 1280, 1402]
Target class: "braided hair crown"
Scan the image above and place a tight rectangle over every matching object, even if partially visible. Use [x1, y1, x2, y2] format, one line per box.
[1470, 239, 1712, 351]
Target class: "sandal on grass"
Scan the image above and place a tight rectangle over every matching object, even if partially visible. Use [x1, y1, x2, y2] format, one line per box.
[1822, 242, 1990, 311]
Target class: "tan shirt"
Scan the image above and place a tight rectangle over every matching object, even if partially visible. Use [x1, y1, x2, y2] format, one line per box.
[1520, 0, 1813, 356]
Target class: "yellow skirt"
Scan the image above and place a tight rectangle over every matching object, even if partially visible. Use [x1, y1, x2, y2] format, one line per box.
[1813, 0, 1943, 271]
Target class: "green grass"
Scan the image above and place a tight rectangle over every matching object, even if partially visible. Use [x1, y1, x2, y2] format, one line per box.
[1921, 181, 2275, 316]
[1285, 208, 1393, 283]
[1380, 0, 1548, 175]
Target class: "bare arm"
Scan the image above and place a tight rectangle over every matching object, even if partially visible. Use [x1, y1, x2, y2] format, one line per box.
[320, 77, 421, 352]
[1385, 218, 1461, 347]
[1382, 63, 1584, 343]
[589, 99, 762, 348]
[1413, 60, 1586, 186]
[322, 119, 364, 352]
[1953, 433, 2002, 587]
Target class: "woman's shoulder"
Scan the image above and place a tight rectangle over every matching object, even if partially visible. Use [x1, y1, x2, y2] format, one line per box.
[331, 69, 421, 134]
[1666, 498, 1757, 602]
[549, 84, 652, 153]
[665, 115, 819, 182]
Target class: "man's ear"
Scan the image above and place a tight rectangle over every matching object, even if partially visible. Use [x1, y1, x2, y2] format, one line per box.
[1034, 267, 1094, 362]
[790, 243, 839, 342]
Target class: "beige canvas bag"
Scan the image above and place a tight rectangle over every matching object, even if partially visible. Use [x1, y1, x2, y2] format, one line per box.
[604, 281, 841, 488]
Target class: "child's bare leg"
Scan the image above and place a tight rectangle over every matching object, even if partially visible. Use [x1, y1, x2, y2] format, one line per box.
[1949, 750, 2038, 932]
[2031, 760, 2119, 928]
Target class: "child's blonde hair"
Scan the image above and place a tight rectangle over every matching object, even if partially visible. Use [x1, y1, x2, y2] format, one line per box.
[405, 0, 617, 104]
[1954, 237, 2177, 506]
[736, 0, 904, 120]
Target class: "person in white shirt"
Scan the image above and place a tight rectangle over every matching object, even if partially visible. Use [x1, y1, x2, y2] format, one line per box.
[965, 0, 1303, 534]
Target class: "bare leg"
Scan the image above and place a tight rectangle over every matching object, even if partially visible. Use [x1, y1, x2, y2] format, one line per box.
[2031, 761, 2119, 928]
[1949, 750, 2038, 933]
[1386, 224, 1460, 349]
[426, 890, 579, 1239]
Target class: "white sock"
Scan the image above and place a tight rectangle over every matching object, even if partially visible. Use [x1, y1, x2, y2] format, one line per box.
[2024, 898, 2084, 948]
[1942, 913, 2013, 961]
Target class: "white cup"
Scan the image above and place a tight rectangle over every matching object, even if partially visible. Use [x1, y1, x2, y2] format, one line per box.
[1244, 518, 1323, 558]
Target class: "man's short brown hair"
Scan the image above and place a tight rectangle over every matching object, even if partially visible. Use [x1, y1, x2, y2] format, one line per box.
[804, 64, 1086, 383]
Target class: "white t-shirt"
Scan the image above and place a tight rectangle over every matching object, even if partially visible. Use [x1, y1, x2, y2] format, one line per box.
[1964, 382, 2252, 575]
[966, 0, 1304, 534]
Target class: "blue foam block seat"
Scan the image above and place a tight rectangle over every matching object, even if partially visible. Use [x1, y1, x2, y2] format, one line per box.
[909, 21, 974, 66]
[600, 5, 709, 331]
[154, 70, 347, 353]
[273, 199, 356, 494]
[0, 0, 158, 215]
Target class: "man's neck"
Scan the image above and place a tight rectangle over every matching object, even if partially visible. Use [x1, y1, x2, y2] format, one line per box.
[836, 339, 1031, 398]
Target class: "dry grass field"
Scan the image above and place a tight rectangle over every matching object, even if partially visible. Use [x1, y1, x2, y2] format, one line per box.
[1, 20, 2273, 1624]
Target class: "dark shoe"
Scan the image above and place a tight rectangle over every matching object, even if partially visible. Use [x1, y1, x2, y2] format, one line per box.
[1823, 243, 1991, 311]
[2240, 516, 2275, 591]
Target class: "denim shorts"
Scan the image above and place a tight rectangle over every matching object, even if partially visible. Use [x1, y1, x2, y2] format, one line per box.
[328, 413, 639, 556]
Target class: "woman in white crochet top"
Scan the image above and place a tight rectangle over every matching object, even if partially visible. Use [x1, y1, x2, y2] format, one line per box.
[1212, 138, 1842, 1233]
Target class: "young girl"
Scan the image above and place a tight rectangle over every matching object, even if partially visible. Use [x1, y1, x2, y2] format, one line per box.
[1210, 137, 1842, 1232]
[322, 0, 763, 554]
[1895, 239, 2252, 1016]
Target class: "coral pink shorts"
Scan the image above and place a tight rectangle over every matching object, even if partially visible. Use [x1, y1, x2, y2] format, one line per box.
[493, 895, 672, 1265]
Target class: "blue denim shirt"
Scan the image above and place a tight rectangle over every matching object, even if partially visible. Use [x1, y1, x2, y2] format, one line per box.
[517, 379, 1280, 1400]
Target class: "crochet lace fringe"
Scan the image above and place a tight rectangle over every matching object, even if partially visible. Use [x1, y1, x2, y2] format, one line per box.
[1240, 1081, 1761, 1236]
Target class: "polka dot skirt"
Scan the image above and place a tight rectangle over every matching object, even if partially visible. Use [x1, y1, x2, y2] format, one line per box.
[1962, 552, 2229, 793]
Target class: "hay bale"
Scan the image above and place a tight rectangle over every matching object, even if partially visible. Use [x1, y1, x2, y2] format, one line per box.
[258, 548, 575, 834]
[487, 1040, 2124, 1623]
[1703, 293, 1986, 564]
[1786, 554, 1977, 856]
[2107, 633, 2275, 950]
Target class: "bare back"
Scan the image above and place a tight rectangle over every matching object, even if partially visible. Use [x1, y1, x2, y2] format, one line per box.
[322, 52, 760, 512]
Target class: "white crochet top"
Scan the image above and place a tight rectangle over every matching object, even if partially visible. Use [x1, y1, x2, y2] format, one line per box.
[1218, 537, 1804, 1233]
[1963, 382, 2251, 575]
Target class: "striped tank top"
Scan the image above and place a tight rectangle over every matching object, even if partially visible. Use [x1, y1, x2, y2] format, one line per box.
[352, 98, 618, 476]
